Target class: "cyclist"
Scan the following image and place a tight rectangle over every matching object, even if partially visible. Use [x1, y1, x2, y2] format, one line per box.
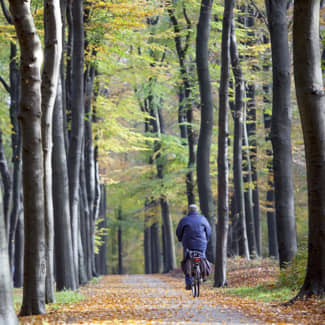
[176, 204, 211, 290]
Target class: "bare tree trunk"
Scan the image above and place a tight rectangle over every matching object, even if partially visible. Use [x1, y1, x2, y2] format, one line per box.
[0, 129, 11, 237]
[8, 41, 22, 271]
[265, 0, 297, 268]
[9, 0, 46, 315]
[215, 0, 234, 287]
[41, 0, 62, 303]
[67, 0, 84, 284]
[262, 61, 279, 258]
[13, 210, 24, 287]
[196, 0, 215, 262]
[0, 185, 18, 324]
[144, 200, 152, 274]
[84, 62, 97, 277]
[95, 185, 107, 275]
[293, 0, 325, 299]
[53, 76, 76, 291]
[151, 220, 161, 273]
[229, 18, 249, 260]
[118, 207, 123, 275]
[167, 2, 195, 205]
[160, 196, 176, 272]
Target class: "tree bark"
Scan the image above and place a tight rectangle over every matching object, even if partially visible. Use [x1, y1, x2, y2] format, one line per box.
[246, 84, 261, 257]
[67, 0, 84, 284]
[196, 0, 215, 262]
[144, 200, 152, 274]
[41, 0, 62, 303]
[95, 186, 106, 275]
[0, 129, 11, 237]
[265, 0, 297, 268]
[262, 54, 279, 258]
[167, 2, 195, 206]
[118, 207, 123, 275]
[84, 62, 97, 277]
[229, 18, 249, 260]
[9, 0, 46, 315]
[13, 210, 24, 287]
[0, 185, 18, 324]
[214, 0, 234, 287]
[95, 184, 107, 275]
[53, 76, 77, 291]
[293, 0, 325, 298]
[151, 220, 161, 273]
[160, 196, 176, 272]
[8, 41, 22, 271]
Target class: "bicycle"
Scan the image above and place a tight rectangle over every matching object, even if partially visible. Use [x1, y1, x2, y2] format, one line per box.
[188, 250, 202, 298]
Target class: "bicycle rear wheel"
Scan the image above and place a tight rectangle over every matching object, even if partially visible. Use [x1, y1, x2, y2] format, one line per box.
[192, 266, 200, 297]
[196, 267, 200, 297]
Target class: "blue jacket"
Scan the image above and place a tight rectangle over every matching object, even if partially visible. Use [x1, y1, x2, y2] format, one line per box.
[176, 211, 211, 254]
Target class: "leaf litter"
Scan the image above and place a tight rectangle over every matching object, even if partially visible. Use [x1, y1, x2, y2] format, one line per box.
[19, 259, 324, 324]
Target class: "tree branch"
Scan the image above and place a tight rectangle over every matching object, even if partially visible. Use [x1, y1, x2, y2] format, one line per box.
[0, 76, 11, 94]
[0, 0, 13, 24]
[183, 4, 192, 57]
[249, 0, 268, 27]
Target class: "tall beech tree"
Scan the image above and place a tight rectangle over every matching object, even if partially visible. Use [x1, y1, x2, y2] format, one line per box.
[215, 0, 235, 287]
[0, 0, 23, 274]
[41, 0, 62, 302]
[229, 19, 250, 260]
[293, 0, 325, 298]
[265, 0, 297, 267]
[67, 0, 85, 284]
[0, 186, 18, 324]
[167, 1, 195, 205]
[53, 77, 77, 290]
[196, 0, 215, 262]
[9, 0, 46, 315]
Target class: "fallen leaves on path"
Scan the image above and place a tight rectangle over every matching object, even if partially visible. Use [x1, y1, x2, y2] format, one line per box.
[18, 259, 324, 324]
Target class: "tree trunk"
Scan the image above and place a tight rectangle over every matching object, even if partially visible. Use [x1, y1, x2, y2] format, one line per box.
[246, 84, 261, 257]
[95, 184, 107, 275]
[79, 141, 92, 281]
[214, 0, 234, 287]
[262, 61, 279, 258]
[265, 0, 297, 268]
[13, 210, 24, 287]
[0, 185, 18, 324]
[151, 221, 161, 273]
[160, 196, 176, 272]
[118, 207, 123, 275]
[229, 18, 249, 260]
[8, 41, 22, 271]
[0, 129, 11, 239]
[67, 0, 84, 284]
[9, 0, 46, 315]
[242, 107, 256, 258]
[196, 0, 215, 262]
[167, 3, 195, 206]
[293, 0, 325, 298]
[144, 200, 152, 274]
[53, 76, 77, 291]
[84, 62, 97, 277]
[41, 0, 62, 303]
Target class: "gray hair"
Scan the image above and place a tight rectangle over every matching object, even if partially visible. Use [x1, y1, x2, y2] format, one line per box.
[189, 204, 198, 212]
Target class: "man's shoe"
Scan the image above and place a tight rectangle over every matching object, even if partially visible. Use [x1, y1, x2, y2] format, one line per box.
[185, 283, 192, 290]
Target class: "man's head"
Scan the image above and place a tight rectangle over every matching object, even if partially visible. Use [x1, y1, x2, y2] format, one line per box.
[189, 204, 198, 213]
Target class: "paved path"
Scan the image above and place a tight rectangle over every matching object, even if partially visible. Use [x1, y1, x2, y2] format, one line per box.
[19, 274, 265, 324]
[120, 274, 263, 324]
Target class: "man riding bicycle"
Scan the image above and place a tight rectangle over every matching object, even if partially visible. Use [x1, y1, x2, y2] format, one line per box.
[176, 204, 211, 290]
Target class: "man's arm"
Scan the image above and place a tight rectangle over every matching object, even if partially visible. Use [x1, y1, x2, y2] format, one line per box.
[204, 218, 212, 240]
[176, 219, 183, 242]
